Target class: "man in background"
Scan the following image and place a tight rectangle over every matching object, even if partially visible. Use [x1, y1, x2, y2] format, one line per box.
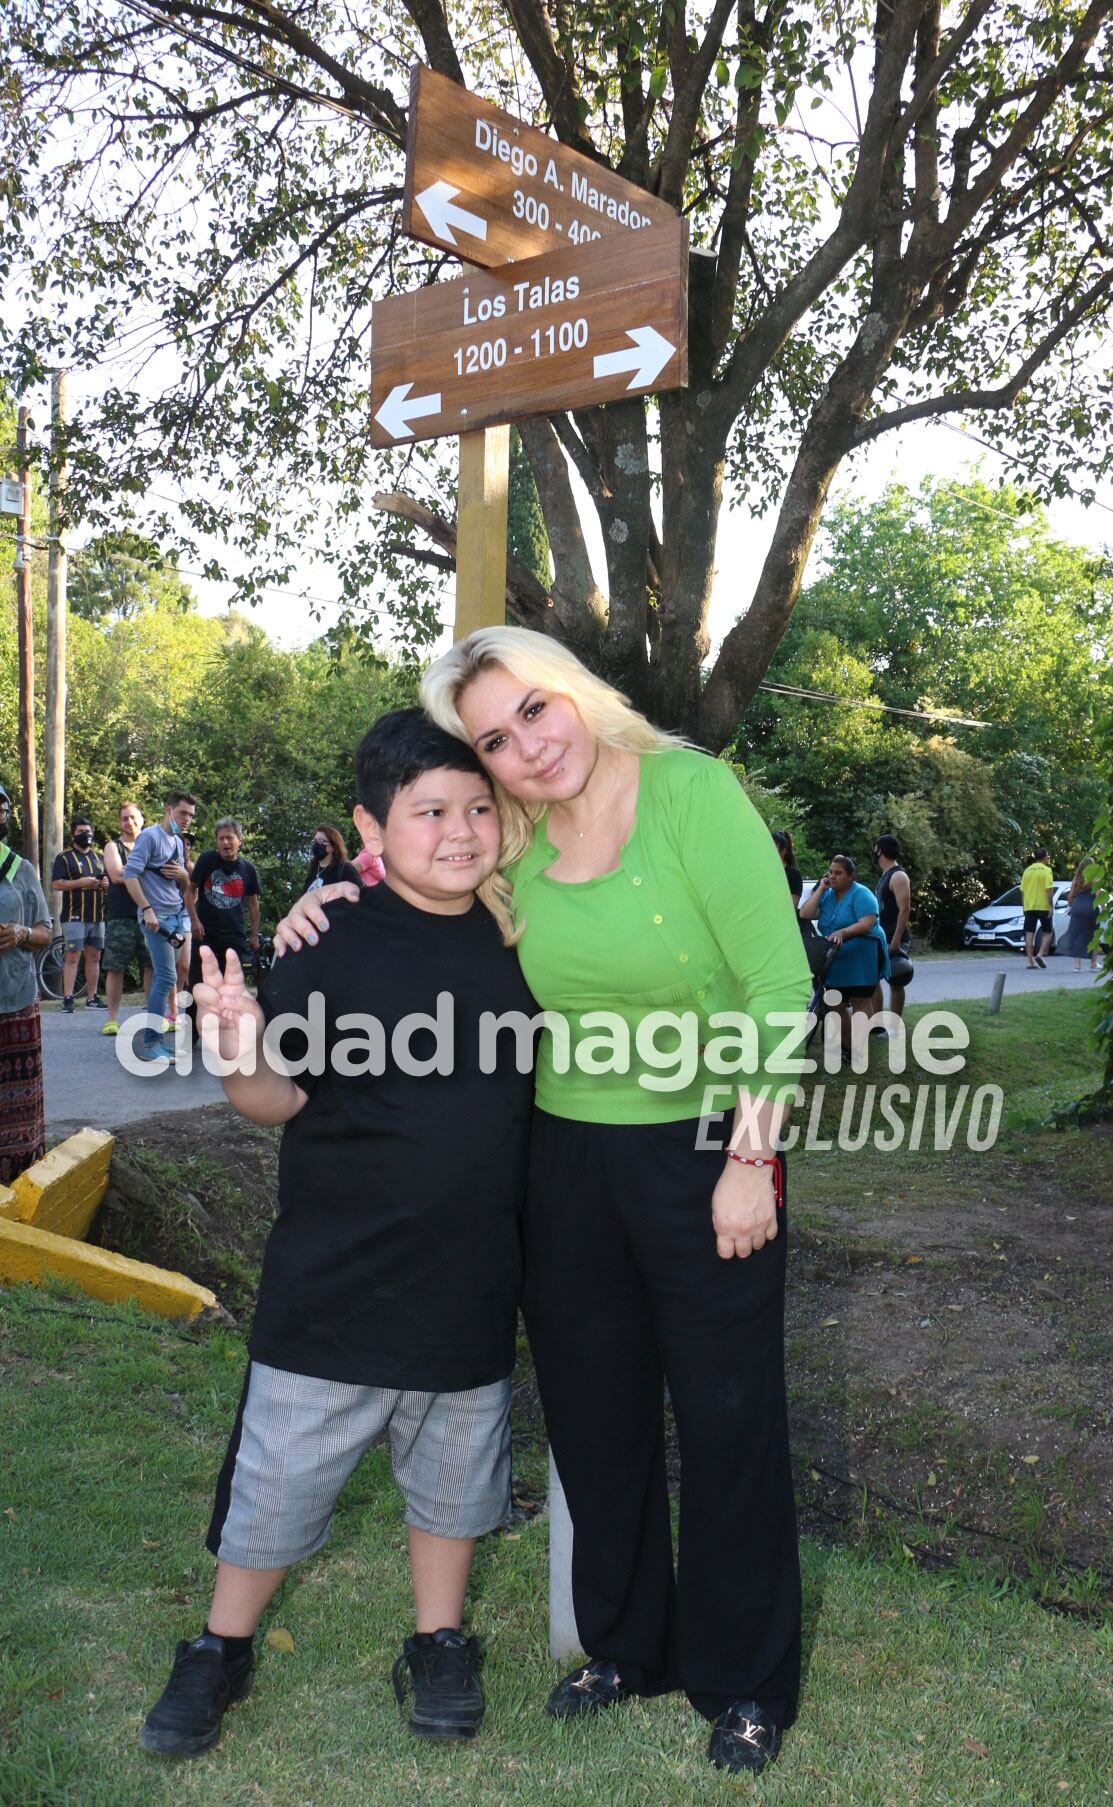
[51, 815, 108, 1014]
[871, 834, 912, 1021]
[1021, 847, 1055, 970]
[185, 818, 260, 1040]
[122, 789, 196, 1062]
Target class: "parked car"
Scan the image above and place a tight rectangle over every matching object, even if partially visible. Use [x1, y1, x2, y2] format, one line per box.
[963, 882, 1071, 953]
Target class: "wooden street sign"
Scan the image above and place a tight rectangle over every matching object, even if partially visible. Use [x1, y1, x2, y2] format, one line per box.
[403, 64, 676, 268]
[370, 217, 688, 447]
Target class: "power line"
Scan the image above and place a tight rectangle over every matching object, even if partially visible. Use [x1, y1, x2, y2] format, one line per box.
[758, 681, 992, 729]
[932, 419, 1113, 524]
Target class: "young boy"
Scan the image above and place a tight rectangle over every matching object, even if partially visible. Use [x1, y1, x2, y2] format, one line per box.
[139, 710, 534, 1758]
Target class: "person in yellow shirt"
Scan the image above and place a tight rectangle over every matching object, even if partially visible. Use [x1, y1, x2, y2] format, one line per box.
[1020, 848, 1054, 969]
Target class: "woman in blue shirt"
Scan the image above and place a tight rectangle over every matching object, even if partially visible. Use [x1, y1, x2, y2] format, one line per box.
[799, 854, 888, 1046]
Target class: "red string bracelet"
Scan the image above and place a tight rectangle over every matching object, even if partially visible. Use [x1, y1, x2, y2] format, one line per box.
[725, 1151, 784, 1207]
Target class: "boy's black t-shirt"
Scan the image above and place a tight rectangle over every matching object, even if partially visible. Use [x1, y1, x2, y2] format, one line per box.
[249, 882, 536, 1392]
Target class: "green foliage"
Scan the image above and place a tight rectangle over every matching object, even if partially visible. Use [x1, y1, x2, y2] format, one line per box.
[68, 531, 195, 622]
[4, 4, 1113, 739]
[506, 429, 550, 591]
[0, 543, 416, 917]
[733, 478, 1112, 937]
[1052, 703, 1113, 1124]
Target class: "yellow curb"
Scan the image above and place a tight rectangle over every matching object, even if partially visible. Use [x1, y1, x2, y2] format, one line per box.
[11, 1129, 115, 1240]
[0, 1184, 18, 1221]
[0, 1216, 218, 1321]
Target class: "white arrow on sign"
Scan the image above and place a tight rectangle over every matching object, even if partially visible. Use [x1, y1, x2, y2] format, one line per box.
[415, 181, 489, 247]
[593, 325, 676, 391]
[374, 383, 442, 440]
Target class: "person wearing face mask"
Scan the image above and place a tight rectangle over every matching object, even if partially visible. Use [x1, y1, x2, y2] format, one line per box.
[51, 815, 109, 1014]
[301, 824, 361, 896]
[184, 819, 261, 1040]
[0, 781, 52, 1183]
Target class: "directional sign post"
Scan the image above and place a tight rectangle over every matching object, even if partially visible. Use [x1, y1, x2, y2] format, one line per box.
[386, 65, 688, 646]
[403, 65, 677, 267]
[371, 217, 688, 448]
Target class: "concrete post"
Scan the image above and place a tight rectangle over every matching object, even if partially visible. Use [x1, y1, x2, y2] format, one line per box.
[548, 1449, 581, 1662]
[988, 970, 1006, 1015]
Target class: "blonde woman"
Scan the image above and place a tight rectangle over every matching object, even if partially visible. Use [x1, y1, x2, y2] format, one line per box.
[274, 629, 811, 1777]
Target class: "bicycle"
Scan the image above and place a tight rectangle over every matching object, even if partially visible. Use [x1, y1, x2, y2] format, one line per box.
[36, 931, 67, 1001]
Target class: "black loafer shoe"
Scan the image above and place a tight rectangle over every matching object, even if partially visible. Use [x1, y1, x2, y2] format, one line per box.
[546, 1659, 631, 1720]
[392, 1629, 485, 1740]
[708, 1699, 782, 1775]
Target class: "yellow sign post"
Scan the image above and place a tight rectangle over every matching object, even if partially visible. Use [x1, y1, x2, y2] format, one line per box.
[454, 425, 510, 640]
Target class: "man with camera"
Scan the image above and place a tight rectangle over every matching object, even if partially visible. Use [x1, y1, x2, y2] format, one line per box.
[122, 789, 197, 1063]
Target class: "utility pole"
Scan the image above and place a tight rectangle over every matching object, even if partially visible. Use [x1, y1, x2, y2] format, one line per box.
[15, 405, 39, 871]
[43, 373, 68, 918]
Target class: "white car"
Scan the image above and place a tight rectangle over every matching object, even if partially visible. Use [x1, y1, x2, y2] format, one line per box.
[963, 882, 1071, 953]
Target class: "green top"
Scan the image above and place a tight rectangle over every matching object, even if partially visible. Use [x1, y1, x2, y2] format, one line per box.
[508, 747, 812, 1124]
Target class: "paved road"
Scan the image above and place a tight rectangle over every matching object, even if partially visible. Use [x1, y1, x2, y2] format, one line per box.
[901, 954, 1102, 1005]
[41, 956, 1102, 1133]
[42, 1002, 224, 1135]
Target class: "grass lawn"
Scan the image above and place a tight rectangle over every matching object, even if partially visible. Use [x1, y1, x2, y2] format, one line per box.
[2, 1288, 1111, 1807]
[4, 991, 1111, 1803]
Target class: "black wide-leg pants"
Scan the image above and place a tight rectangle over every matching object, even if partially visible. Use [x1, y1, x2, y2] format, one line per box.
[522, 1110, 801, 1726]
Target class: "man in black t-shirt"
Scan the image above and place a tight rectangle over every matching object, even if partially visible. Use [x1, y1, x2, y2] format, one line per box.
[185, 819, 260, 1039]
[51, 816, 109, 1013]
[189, 819, 260, 953]
[140, 711, 535, 1763]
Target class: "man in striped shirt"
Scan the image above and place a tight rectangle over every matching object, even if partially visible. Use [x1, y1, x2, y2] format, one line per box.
[51, 815, 109, 1014]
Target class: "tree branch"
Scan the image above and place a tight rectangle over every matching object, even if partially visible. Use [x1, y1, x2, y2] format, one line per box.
[850, 266, 1113, 448]
[711, 0, 926, 435]
[401, 0, 465, 83]
[125, 0, 408, 139]
[500, 0, 597, 155]
[516, 417, 609, 646]
[372, 489, 556, 632]
[709, 3, 765, 363]
[656, 0, 737, 207]
[947, 1, 1113, 236]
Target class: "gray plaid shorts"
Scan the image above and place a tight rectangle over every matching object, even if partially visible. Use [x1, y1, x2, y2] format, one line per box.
[210, 1362, 512, 1567]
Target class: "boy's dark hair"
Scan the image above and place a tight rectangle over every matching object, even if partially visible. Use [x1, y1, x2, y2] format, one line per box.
[1033, 846, 1049, 862]
[355, 708, 490, 822]
[71, 815, 93, 832]
[166, 788, 198, 808]
[874, 833, 901, 861]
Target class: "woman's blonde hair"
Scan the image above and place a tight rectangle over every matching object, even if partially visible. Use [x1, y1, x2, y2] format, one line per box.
[421, 627, 685, 942]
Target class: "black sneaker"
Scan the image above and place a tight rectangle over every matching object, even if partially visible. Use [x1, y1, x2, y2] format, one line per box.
[85, 993, 106, 1008]
[1034, 954, 1047, 969]
[392, 1629, 484, 1740]
[63, 995, 75, 1015]
[708, 1699, 782, 1775]
[139, 1632, 254, 1757]
[545, 1658, 631, 1720]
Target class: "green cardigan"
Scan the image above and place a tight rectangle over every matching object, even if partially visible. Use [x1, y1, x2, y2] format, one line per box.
[507, 746, 812, 1123]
